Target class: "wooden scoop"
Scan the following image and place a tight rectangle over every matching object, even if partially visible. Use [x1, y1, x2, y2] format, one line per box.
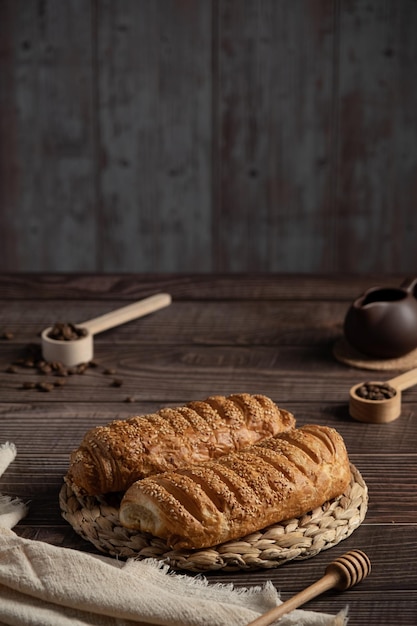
[41, 293, 171, 367]
[246, 549, 371, 626]
[349, 367, 417, 423]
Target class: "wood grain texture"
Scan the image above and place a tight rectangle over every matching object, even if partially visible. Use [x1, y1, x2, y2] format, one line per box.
[214, 0, 337, 271]
[0, 273, 416, 623]
[335, 0, 417, 273]
[0, 271, 407, 299]
[0, 0, 97, 271]
[96, 0, 213, 271]
[1, 1, 417, 273]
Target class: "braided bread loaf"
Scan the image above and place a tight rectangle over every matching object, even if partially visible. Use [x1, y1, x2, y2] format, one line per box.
[65, 393, 295, 495]
[119, 424, 351, 550]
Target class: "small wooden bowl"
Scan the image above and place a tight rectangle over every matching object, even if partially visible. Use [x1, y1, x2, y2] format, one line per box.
[349, 382, 401, 423]
[41, 327, 93, 368]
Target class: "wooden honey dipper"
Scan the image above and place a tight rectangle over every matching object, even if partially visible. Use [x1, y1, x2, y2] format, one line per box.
[246, 549, 371, 626]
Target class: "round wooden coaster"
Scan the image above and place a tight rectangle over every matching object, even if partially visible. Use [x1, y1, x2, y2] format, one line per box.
[59, 464, 368, 573]
[333, 337, 417, 372]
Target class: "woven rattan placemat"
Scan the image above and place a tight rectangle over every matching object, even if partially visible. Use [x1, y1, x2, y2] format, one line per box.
[59, 464, 368, 572]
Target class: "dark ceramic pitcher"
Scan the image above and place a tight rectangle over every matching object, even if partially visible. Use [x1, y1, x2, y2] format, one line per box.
[343, 277, 417, 358]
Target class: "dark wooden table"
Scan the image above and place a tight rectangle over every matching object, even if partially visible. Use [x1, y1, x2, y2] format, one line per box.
[1, 274, 416, 624]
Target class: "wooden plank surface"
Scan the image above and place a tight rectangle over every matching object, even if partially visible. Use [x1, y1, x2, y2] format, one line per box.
[0, 271, 407, 299]
[0, 273, 416, 624]
[1, 1, 417, 274]
[0, 0, 97, 271]
[96, 0, 213, 272]
[335, 0, 417, 273]
[215, 0, 337, 272]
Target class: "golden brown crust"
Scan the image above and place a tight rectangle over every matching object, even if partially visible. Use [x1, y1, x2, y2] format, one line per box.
[65, 393, 295, 495]
[119, 425, 351, 550]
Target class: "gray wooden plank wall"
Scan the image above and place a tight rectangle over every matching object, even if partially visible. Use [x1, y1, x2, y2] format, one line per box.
[0, 0, 416, 274]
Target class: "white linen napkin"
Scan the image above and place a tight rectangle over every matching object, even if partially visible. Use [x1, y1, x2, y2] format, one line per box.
[0, 442, 29, 529]
[0, 442, 347, 626]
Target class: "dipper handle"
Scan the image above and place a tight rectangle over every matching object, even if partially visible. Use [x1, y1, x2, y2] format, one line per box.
[81, 293, 172, 336]
[387, 367, 417, 392]
[246, 550, 371, 626]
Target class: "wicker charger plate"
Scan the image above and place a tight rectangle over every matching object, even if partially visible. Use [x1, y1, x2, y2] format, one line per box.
[59, 464, 367, 573]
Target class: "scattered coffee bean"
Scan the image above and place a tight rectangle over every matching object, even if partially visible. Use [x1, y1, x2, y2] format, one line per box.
[47, 323, 88, 342]
[6, 341, 120, 394]
[50, 361, 68, 376]
[124, 396, 135, 403]
[1, 331, 14, 340]
[355, 382, 397, 401]
[36, 382, 55, 392]
[21, 381, 36, 390]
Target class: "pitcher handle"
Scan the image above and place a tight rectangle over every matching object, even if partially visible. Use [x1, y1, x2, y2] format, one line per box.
[400, 277, 417, 295]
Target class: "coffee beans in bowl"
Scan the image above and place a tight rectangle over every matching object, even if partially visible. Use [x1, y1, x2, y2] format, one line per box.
[355, 382, 397, 401]
[47, 323, 88, 341]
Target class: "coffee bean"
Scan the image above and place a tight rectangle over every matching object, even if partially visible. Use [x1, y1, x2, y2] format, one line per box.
[21, 381, 36, 389]
[53, 368, 68, 377]
[47, 323, 88, 342]
[355, 382, 396, 400]
[7, 341, 120, 395]
[51, 362, 68, 375]
[36, 382, 55, 392]
[1, 331, 14, 340]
